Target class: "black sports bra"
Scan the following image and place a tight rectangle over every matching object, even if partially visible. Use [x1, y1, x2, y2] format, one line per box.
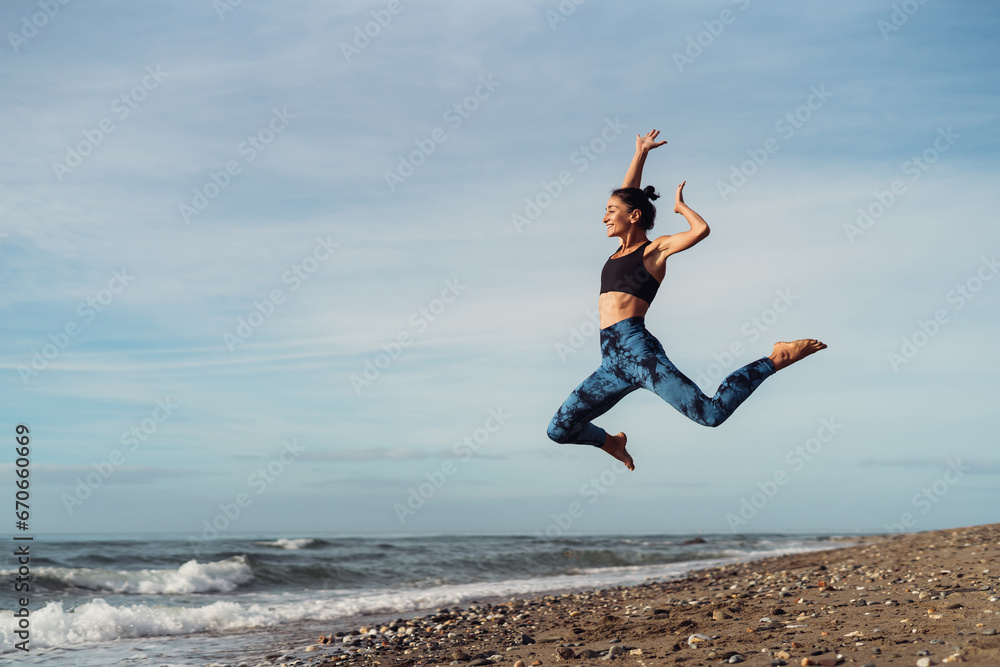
[599, 241, 661, 305]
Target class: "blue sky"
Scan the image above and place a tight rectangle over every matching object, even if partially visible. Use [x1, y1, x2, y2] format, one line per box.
[1, 0, 998, 537]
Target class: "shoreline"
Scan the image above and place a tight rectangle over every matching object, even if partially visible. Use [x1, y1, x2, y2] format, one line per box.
[224, 524, 1000, 667]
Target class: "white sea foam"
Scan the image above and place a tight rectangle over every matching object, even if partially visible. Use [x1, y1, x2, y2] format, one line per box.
[253, 538, 316, 549]
[8, 556, 253, 595]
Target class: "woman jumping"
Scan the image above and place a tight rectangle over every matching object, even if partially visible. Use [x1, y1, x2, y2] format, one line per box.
[546, 129, 826, 471]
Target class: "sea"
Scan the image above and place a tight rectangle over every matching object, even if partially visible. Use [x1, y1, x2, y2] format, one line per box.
[0, 533, 846, 667]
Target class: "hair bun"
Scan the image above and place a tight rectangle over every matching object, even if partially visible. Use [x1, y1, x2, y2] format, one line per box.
[642, 185, 660, 201]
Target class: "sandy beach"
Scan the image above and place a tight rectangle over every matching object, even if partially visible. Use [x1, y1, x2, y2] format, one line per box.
[257, 524, 1000, 667]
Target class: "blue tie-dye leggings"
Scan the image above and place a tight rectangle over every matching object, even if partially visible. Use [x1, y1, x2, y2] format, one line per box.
[547, 316, 776, 447]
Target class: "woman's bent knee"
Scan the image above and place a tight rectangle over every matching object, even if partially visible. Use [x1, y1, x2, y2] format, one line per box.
[547, 419, 569, 443]
[699, 410, 728, 428]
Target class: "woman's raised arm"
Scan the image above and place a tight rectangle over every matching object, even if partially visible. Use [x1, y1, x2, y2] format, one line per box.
[657, 181, 710, 257]
[621, 129, 667, 189]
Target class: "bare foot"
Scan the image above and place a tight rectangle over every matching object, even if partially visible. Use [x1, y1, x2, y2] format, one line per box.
[769, 339, 827, 371]
[601, 431, 634, 471]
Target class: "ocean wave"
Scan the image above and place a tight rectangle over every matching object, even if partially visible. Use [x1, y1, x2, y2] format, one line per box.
[9, 556, 253, 595]
[253, 538, 317, 550]
[0, 542, 840, 652]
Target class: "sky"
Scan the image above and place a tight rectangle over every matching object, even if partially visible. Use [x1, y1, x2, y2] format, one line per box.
[1, 0, 998, 538]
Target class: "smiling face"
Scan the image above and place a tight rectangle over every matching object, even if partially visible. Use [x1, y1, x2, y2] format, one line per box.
[603, 196, 638, 237]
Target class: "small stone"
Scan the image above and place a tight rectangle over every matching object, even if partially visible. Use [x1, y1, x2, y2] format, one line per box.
[771, 607, 787, 615]
[729, 655, 745, 664]
[713, 610, 732, 620]
[453, 651, 471, 661]
[602, 645, 625, 660]
[777, 650, 791, 659]
[916, 658, 932, 667]
[530, 661, 542, 666]
[556, 647, 575, 660]
[520, 634, 536, 645]
[578, 650, 600, 659]
[983, 629, 998, 635]
[514, 661, 525, 667]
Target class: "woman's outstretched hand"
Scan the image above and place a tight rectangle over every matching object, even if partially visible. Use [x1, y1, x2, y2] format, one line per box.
[674, 181, 687, 213]
[636, 129, 667, 153]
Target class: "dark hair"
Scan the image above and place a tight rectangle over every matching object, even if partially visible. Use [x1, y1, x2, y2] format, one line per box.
[610, 185, 660, 230]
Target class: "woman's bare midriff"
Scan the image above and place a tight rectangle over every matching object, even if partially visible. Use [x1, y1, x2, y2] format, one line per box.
[599, 292, 650, 329]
